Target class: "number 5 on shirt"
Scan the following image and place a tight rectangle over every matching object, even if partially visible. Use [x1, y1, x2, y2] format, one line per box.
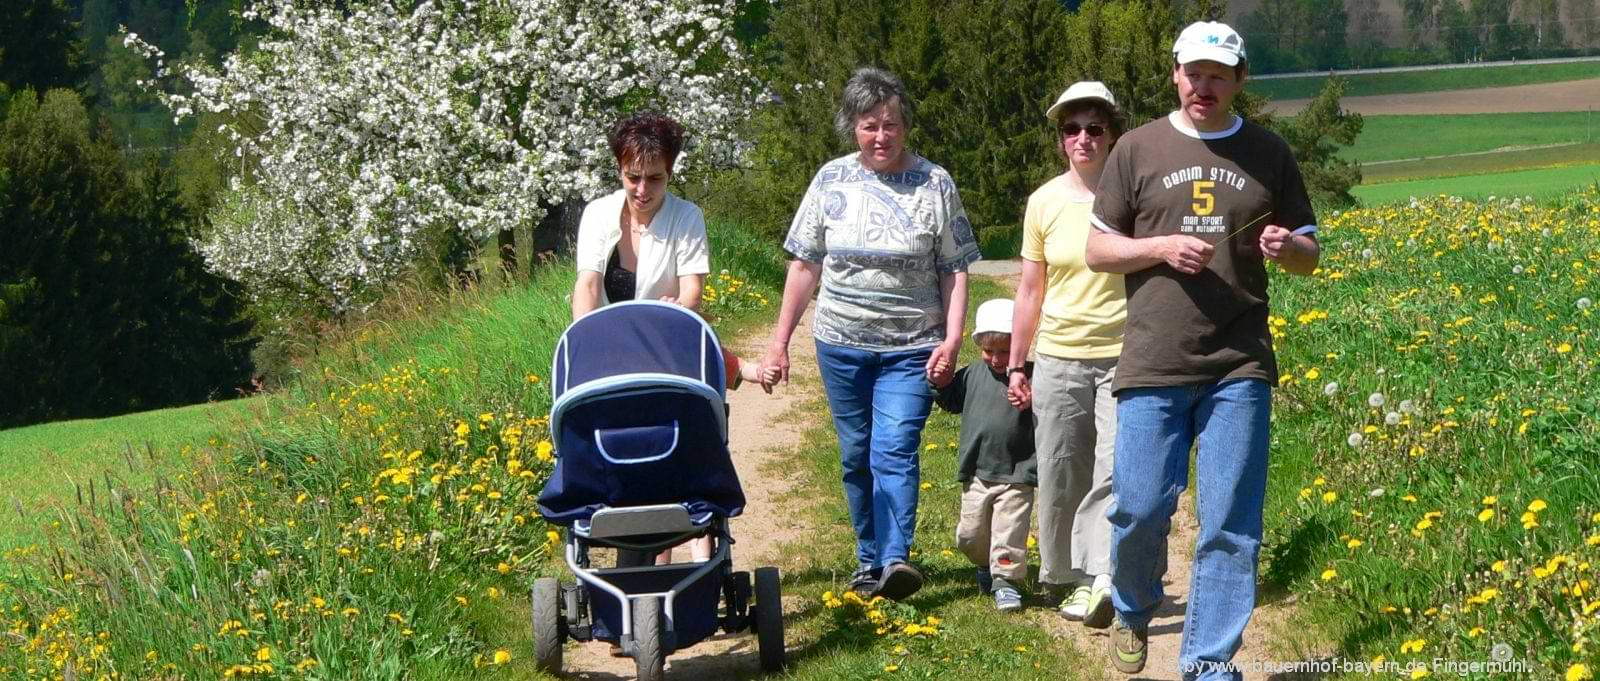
[1192, 180, 1215, 216]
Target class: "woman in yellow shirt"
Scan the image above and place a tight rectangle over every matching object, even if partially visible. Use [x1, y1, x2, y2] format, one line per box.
[1007, 81, 1127, 628]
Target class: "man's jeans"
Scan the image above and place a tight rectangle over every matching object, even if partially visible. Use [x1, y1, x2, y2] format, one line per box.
[1108, 379, 1271, 681]
[815, 340, 934, 570]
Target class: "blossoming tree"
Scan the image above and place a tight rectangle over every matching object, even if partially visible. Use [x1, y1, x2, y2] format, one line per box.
[127, 0, 759, 317]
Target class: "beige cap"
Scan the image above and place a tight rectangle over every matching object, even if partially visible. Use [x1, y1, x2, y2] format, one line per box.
[1045, 81, 1116, 122]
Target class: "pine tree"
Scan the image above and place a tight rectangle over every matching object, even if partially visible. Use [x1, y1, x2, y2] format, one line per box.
[0, 89, 257, 427]
[0, 0, 89, 93]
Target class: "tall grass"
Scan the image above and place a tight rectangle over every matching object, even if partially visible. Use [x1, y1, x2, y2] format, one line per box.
[1262, 188, 1600, 677]
[0, 223, 783, 679]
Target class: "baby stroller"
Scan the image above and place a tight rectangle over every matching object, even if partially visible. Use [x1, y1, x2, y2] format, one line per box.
[533, 300, 785, 680]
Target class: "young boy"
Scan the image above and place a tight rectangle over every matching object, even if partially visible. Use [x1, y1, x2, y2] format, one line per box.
[929, 299, 1038, 612]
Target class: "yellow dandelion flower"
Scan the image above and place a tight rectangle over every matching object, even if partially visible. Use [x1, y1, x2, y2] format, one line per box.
[1322, 491, 1338, 504]
[1492, 560, 1507, 572]
[1478, 509, 1495, 523]
[1528, 499, 1548, 512]
[1411, 667, 1431, 679]
[1346, 538, 1363, 549]
[493, 649, 511, 665]
[1482, 496, 1497, 505]
[1558, 343, 1574, 353]
[256, 646, 272, 662]
[497, 562, 512, 575]
[1320, 568, 1338, 581]
[1569, 664, 1593, 681]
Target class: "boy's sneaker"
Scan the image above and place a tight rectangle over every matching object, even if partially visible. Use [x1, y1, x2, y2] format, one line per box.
[1083, 576, 1114, 629]
[1059, 585, 1092, 620]
[1109, 617, 1148, 674]
[876, 561, 925, 601]
[847, 567, 880, 597]
[993, 586, 1023, 612]
[975, 568, 993, 594]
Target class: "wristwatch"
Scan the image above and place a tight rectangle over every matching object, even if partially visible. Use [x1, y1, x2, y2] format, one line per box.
[1006, 366, 1027, 376]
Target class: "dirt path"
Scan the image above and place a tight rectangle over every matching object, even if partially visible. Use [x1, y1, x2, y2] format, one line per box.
[1268, 77, 1600, 115]
[561, 313, 821, 680]
[980, 261, 1317, 680]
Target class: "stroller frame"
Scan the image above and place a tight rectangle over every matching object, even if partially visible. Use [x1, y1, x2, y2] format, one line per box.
[563, 505, 735, 651]
[532, 300, 785, 680]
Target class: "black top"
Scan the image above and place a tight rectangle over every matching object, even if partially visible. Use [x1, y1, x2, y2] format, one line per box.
[604, 247, 636, 304]
[932, 362, 1037, 485]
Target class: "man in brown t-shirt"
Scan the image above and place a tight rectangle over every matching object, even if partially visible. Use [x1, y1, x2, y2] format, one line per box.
[1084, 20, 1321, 680]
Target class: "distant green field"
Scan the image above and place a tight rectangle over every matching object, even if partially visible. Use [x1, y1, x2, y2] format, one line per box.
[1346, 112, 1600, 163]
[1362, 142, 1600, 183]
[0, 397, 267, 544]
[1254, 61, 1600, 101]
[1352, 163, 1600, 205]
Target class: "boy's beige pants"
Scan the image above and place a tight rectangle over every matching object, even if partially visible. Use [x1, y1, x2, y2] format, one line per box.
[956, 479, 1035, 583]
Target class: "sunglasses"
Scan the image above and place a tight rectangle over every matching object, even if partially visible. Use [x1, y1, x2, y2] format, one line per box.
[1059, 122, 1107, 138]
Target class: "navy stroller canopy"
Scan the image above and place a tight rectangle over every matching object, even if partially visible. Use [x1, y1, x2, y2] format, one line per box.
[539, 301, 746, 525]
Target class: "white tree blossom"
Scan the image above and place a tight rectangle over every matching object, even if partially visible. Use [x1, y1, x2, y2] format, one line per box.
[127, 0, 760, 316]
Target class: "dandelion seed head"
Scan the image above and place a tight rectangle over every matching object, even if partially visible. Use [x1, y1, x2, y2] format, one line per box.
[1399, 399, 1416, 414]
[1369, 488, 1385, 498]
[1347, 433, 1364, 447]
[1579, 297, 1593, 310]
[1368, 392, 1386, 408]
[1386, 411, 1401, 425]
[1324, 382, 1340, 396]
[1513, 265, 1524, 275]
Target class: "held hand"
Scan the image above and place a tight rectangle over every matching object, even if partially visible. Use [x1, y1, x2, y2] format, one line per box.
[658, 296, 679, 306]
[1006, 371, 1033, 410]
[1163, 235, 1215, 275]
[761, 341, 791, 387]
[926, 340, 959, 385]
[758, 365, 782, 394]
[1259, 224, 1293, 260]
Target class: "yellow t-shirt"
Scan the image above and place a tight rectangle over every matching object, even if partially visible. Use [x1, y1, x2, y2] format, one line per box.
[1020, 175, 1127, 359]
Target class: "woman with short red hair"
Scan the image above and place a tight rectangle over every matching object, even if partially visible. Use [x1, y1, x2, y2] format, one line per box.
[571, 112, 710, 319]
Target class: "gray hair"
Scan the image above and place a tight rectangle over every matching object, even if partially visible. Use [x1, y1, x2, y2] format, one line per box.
[834, 67, 915, 142]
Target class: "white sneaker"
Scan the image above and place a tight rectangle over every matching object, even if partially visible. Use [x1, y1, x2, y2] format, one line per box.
[1083, 577, 1113, 629]
[1059, 585, 1091, 620]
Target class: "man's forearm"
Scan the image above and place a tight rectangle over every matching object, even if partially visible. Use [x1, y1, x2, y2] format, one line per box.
[1086, 230, 1168, 274]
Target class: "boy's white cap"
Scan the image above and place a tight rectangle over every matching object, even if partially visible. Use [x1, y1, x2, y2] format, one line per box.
[1046, 81, 1117, 122]
[971, 299, 1014, 341]
[1173, 21, 1247, 66]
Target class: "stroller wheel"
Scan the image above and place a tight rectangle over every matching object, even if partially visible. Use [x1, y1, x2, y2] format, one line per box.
[531, 578, 563, 673]
[633, 597, 666, 681]
[754, 567, 786, 672]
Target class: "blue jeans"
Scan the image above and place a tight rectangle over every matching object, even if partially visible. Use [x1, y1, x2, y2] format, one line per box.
[1108, 379, 1271, 681]
[815, 340, 935, 570]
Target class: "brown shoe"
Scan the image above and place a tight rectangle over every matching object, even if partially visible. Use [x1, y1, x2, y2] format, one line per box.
[1109, 617, 1147, 674]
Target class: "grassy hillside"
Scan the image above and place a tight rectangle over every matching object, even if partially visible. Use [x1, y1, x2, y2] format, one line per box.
[1346, 112, 1600, 164]
[1354, 164, 1600, 205]
[1254, 61, 1600, 101]
[0, 221, 784, 679]
[1362, 143, 1600, 184]
[1263, 187, 1599, 678]
[0, 397, 267, 546]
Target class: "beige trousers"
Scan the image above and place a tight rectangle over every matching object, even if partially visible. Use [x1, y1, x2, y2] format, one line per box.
[1032, 354, 1117, 586]
[956, 479, 1036, 583]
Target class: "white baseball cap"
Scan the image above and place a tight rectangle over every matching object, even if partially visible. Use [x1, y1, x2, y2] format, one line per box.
[1046, 81, 1117, 122]
[971, 299, 1014, 341]
[1173, 21, 1247, 67]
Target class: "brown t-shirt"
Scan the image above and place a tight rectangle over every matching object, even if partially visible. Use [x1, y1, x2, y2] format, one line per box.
[1091, 113, 1317, 393]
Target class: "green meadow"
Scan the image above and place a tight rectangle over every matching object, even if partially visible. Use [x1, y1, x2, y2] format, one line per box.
[1254, 61, 1600, 101]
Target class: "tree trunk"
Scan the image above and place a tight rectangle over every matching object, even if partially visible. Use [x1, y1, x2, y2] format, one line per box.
[498, 228, 517, 276]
